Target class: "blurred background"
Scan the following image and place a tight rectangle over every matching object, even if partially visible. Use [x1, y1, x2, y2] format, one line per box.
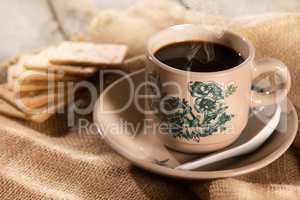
[0, 0, 299, 60]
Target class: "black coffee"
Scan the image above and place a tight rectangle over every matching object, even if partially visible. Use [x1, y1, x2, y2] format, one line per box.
[154, 41, 244, 72]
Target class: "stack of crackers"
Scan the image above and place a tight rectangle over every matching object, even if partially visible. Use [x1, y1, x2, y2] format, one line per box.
[0, 41, 128, 123]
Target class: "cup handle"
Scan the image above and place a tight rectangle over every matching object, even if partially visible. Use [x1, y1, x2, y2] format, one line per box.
[251, 58, 291, 107]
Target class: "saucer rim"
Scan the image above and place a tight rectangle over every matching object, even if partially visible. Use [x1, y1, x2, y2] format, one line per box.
[94, 69, 298, 180]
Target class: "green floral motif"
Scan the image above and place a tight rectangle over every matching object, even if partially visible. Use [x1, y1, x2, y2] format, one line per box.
[225, 84, 238, 97]
[146, 71, 237, 142]
[152, 159, 169, 167]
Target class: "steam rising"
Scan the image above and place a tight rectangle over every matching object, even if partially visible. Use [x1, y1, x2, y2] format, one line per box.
[186, 43, 216, 71]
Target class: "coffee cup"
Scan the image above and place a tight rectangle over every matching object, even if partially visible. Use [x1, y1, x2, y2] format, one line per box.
[145, 24, 291, 153]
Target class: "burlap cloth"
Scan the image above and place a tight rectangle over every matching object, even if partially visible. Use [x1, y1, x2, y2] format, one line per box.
[0, 14, 300, 200]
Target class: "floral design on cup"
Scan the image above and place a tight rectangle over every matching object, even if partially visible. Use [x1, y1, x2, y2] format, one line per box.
[147, 71, 237, 142]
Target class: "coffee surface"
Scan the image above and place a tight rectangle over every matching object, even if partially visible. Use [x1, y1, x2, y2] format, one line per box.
[154, 41, 244, 72]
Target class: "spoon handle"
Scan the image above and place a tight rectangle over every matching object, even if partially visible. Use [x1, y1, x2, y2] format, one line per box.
[175, 148, 240, 170]
[175, 105, 281, 171]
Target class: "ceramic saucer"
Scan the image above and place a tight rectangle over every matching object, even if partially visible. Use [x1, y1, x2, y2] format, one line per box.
[93, 69, 298, 179]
